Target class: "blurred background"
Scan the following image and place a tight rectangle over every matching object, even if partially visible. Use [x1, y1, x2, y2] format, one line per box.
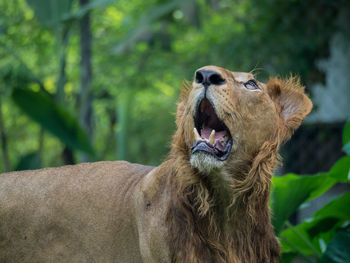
[0, 0, 349, 172]
[0, 1, 350, 261]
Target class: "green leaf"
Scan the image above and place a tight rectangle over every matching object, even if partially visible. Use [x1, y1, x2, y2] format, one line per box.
[16, 151, 42, 171]
[343, 121, 350, 146]
[280, 192, 350, 256]
[328, 156, 350, 182]
[343, 121, 350, 155]
[280, 252, 298, 263]
[307, 217, 340, 238]
[312, 191, 350, 223]
[271, 173, 336, 235]
[26, 0, 73, 27]
[62, 0, 117, 22]
[280, 223, 319, 256]
[320, 227, 350, 263]
[11, 88, 94, 155]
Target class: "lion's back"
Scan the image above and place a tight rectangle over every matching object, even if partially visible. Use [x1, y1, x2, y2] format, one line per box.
[0, 160, 154, 199]
[0, 161, 154, 263]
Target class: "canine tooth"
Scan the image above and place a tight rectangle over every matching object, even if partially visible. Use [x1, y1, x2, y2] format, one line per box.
[193, 128, 201, 141]
[209, 130, 215, 145]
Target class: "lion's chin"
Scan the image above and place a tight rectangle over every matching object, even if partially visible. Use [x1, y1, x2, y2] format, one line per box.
[190, 151, 225, 173]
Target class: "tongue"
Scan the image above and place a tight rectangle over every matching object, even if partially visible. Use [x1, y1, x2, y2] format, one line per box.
[200, 127, 227, 152]
[201, 127, 227, 141]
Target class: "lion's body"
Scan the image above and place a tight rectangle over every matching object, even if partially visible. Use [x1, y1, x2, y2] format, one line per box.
[0, 66, 312, 262]
[0, 161, 165, 263]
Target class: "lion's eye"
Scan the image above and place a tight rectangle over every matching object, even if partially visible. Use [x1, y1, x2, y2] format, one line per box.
[244, 80, 260, 90]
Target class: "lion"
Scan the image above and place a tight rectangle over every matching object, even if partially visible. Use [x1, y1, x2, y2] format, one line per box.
[0, 65, 312, 263]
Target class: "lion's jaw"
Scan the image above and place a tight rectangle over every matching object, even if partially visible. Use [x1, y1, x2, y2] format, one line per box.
[185, 65, 279, 174]
[190, 151, 225, 173]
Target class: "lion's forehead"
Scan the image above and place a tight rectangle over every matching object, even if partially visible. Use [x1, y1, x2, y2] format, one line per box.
[231, 71, 255, 82]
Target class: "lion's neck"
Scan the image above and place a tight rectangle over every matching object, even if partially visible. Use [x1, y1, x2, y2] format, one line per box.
[163, 142, 279, 262]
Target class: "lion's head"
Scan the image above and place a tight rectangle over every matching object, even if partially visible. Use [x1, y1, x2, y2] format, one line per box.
[174, 65, 312, 173]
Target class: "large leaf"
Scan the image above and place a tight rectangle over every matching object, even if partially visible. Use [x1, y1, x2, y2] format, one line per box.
[280, 252, 298, 263]
[280, 192, 350, 256]
[343, 121, 350, 147]
[280, 223, 319, 256]
[271, 173, 336, 235]
[12, 88, 94, 155]
[310, 191, 350, 227]
[320, 227, 350, 263]
[328, 156, 350, 183]
[26, 0, 73, 27]
[343, 121, 350, 155]
[62, 0, 117, 21]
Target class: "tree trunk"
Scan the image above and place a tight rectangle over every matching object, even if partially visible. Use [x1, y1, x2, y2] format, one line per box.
[0, 96, 10, 172]
[56, 26, 75, 165]
[79, 0, 93, 162]
[56, 26, 70, 104]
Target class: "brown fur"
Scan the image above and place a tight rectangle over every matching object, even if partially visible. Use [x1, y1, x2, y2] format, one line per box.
[163, 67, 311, 263]
[0, 66, 312, 263]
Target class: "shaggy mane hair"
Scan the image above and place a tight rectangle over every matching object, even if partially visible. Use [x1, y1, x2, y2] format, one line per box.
[164, 139, 280, 263]
[162, 75, 311, 263]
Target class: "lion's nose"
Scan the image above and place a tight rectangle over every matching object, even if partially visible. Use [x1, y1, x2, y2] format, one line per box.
[195, 70, 226, 86]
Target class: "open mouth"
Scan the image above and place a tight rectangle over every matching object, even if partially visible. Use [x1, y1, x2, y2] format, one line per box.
[191, 98, 233, 161]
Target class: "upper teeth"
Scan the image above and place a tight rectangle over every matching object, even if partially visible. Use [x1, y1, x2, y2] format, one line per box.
[193, 128, 216, 145]
[209, 129, 215, 145]
[193, 127, 202, 141]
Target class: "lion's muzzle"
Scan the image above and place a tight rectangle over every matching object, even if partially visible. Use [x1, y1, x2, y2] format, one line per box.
[191, 97, 233, 161]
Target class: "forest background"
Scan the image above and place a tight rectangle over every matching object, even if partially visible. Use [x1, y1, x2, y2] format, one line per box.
[0, 0, 349, 262]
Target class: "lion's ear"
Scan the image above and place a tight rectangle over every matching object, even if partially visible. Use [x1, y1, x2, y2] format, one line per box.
[266, 76, 312, 140]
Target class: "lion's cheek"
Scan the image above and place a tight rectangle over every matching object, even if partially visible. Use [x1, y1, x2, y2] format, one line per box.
[177, 113, 196, 151]
[232, 103, 279, 152]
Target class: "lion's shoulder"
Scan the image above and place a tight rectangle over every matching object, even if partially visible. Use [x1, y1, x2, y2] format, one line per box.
[0, 161, 155, 202]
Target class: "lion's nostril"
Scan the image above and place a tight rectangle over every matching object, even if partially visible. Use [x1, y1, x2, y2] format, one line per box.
[195, 71, 204, 84]
[209, 73, 225, 85]
[195, 70, 226, 86]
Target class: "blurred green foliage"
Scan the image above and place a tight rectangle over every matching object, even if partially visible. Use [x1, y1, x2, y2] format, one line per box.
[0, 1, 349, 261]
[0, 0, 348, 170]
[271, 123, 350, 262]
